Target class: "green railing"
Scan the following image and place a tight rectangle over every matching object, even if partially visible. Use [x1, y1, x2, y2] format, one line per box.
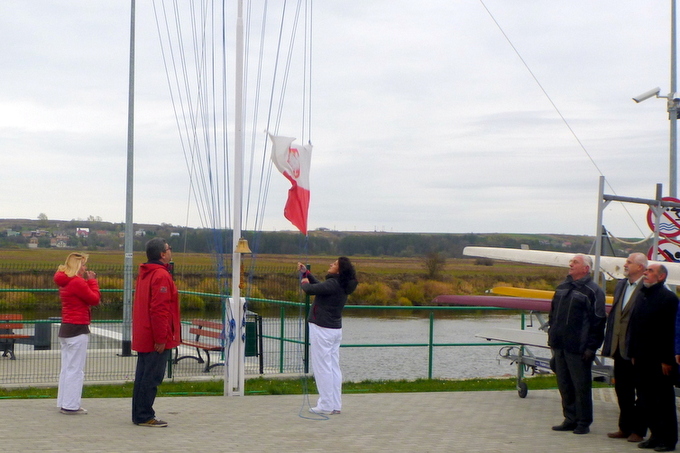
[337, 304, 514, 379]
[0, 288, 518, 385]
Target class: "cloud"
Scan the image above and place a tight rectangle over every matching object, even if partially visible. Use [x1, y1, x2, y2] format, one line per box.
[0, 0, 675, 239]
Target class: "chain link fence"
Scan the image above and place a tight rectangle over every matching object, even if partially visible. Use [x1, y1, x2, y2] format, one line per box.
[0, 261, 308, 385]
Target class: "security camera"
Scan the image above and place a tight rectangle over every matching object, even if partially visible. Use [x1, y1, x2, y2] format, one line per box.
[633, 87, 661, 103]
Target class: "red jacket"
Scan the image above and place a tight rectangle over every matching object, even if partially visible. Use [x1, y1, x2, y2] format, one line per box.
[54, 271, 101, 324]
[132, 263, 181, 353]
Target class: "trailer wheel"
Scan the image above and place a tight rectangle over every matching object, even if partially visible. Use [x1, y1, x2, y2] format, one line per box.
[518, 381, 528, 398]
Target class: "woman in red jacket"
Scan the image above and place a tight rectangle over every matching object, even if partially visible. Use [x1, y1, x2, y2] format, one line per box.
[54, 252, 100, 415]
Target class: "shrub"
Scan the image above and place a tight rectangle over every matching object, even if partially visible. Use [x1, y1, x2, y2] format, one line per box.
[451, 278, 475, 295]
[351, 282, 394, 305]
[98, 276, 124, 306]
[195, 277, 221, 295]
[181, 293, 206, 311]
[396, 296, 414, 306]
[421, 280, 457, 301]
[244, 285, 265, 300]
[396, 281, 426, 306]
[0, 291, 40, 310]
[530, 279, 555, 291]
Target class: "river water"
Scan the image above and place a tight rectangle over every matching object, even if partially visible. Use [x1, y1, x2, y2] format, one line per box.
[335, 313, 532, 382]
[40, 311, 540, 382]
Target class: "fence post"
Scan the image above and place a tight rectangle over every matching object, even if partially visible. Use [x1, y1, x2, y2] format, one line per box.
[279, 306, 285, 373]
[428, 311, 434, 379]
[303, 264, 311, 375]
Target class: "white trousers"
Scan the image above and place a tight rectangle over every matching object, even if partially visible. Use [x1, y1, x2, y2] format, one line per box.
[57, 334, 89, 410]
[309, 323, 342, 411]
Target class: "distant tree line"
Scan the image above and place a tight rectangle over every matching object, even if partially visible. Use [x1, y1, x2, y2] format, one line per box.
[173, 230, 607, 258]
[0, 217, 644, 258]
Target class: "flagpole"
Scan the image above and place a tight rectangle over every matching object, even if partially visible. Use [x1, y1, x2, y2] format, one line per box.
[226, 0, 246, 397]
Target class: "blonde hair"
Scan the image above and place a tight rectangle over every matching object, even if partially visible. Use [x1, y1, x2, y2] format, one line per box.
[57, 253, 88, 277]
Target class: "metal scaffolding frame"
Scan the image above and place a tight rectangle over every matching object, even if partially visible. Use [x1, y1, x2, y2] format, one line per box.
[595, 176, 680, 287]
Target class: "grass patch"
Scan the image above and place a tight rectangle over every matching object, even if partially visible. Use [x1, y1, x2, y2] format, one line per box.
[0, 374, 604, 399]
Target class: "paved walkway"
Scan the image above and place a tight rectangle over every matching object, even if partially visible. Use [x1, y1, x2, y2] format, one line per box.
[0, 387, 660, 452]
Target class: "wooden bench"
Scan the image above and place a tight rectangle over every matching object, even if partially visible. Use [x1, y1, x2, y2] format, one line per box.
[0, 314, 31, 360]
[174, 319, 225, 372]
[173, 315, 264, 373]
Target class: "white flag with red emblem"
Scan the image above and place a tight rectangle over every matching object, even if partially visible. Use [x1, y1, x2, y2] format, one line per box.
[269, 134, 312, 235]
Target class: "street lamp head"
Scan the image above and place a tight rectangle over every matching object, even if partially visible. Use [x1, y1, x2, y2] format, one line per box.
[633, 87, 661, 103]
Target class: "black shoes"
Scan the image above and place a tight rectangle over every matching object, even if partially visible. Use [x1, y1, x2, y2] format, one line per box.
[552, 421, 589, 434]
[639, 439, 659, 449]
[552, 422, 577, 431]
[637, 439, 676, 451]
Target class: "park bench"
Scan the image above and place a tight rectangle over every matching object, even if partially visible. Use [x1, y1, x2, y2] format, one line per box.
[174, 319, 225, 372]
[0, 314, 31, 360]
[174, 315, 263, 373]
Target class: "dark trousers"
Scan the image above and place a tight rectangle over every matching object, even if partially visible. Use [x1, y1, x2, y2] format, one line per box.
[635, 359, 678, 448]
[553, 348, 593, 428]
[132, 349, 170, 424]
[613, 351, 647, 436]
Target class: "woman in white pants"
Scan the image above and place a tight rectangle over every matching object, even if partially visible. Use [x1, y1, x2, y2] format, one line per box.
[54, 253, 101, 415]
[299, 258, 357, 415]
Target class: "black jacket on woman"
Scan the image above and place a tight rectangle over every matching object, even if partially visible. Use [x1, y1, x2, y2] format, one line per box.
[302, 273, 358, 329]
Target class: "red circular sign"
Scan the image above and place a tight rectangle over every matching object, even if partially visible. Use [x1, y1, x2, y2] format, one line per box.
[648, 239, 680, 262]
[647, 197, 680, 238]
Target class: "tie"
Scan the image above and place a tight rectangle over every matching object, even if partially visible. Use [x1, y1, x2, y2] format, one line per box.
[622, 281, 636, 309]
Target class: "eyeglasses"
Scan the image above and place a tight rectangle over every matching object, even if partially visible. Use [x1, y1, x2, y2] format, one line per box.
[164, 246, 172, 252]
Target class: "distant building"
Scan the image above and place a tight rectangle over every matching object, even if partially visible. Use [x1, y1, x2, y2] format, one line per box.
[76, 228, 89, 238]
[170, 232, 180, 237]
[28, 237, 38, 249]
[50, 238, 68, 248]
[53, 234, 69, 248]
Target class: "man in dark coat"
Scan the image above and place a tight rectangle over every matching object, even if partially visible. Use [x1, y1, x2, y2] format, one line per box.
[602, 252, 647, 442]
[629, 264, 678, 452]
[549, 254, 606, 435]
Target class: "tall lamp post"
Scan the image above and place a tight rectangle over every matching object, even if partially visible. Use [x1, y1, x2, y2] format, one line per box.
[121, 0, 135, 357]
[633, 0, 679, 197]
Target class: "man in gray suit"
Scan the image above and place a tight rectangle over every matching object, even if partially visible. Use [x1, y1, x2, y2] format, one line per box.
[602, 252, 647, 443]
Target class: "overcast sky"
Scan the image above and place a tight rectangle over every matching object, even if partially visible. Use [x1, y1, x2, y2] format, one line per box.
[1, 1, 676, 238]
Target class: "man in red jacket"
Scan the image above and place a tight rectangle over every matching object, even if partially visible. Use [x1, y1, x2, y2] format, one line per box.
[131, 238, 180, 427]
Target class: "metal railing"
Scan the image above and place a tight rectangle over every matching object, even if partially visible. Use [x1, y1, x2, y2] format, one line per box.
[0, 289, 516, 386]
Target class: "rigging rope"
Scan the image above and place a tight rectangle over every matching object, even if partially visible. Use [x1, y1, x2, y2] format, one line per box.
[152, 0, 315, 400]
[608, 229, 654, 246]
